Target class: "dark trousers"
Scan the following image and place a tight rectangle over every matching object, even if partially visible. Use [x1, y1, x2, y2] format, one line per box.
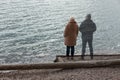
[66, 46, 74, 57]
[82, 38, 93, 59]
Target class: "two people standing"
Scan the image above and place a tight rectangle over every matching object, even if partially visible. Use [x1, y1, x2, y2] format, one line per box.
[64, 14, 96, 60]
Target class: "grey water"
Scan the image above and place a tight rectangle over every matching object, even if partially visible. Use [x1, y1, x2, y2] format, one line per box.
[0, 0, 120, 64]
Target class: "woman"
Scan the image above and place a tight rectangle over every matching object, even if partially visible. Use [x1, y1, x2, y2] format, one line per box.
[64, 17, 79, 59]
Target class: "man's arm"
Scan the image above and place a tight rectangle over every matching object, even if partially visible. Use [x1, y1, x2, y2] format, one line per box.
[79, 22, 84, 32]
[93, 23, 96, 32]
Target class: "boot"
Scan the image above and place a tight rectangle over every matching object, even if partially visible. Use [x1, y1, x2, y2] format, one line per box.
[71, 57, 74, 60]
[90, 53, 93, 60]
[81, 55, 84, 60]
[67, 56, 69, 60]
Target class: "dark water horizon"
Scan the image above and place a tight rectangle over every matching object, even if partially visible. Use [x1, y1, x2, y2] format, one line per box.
[0, 0, 120, 64]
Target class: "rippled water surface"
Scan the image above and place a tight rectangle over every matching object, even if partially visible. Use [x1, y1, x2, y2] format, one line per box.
[0, 0, 120, 64]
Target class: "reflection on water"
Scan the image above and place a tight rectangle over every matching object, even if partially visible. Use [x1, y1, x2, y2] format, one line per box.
[0, 0, 120, 64]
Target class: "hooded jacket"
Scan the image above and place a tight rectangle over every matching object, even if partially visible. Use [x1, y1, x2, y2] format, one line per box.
[79, 19, 96, 39]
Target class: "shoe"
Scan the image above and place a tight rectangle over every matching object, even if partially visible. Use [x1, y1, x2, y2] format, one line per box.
[90, 53, 93, 60]
[71, 57, 74, 60]
[91, 56, 93, 60]
[81, 57, 84, 60]
[81, 56, 84, 60]
[67, 57, 69, 60]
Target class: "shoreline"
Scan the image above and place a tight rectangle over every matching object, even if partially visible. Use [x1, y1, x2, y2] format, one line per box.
[0, 67, 120, 80]
[0, 55, 120, 80]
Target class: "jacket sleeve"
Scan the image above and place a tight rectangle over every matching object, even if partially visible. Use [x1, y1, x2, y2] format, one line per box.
[79, 22, 84, 32]
[76, 24, 79, 37]
[64, 24, 68, 37]
[92, 23, 96, 32]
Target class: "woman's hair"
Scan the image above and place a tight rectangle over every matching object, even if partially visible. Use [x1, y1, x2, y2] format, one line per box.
[69, 17, 76, 31]
[70, 17, 75, 23]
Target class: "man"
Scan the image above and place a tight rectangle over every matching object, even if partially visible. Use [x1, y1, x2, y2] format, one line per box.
[79, 14, 96, 60]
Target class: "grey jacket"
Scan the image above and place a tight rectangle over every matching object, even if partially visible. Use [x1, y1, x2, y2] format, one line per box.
[79, 19, 96, 39]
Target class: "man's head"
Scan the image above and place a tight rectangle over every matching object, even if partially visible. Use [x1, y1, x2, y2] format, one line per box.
[86, 14, 91, 20]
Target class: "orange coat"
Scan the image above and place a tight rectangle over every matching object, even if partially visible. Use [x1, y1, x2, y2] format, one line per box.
[64, 20, 79, 46]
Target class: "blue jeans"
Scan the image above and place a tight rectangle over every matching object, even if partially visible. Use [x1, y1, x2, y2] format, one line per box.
[66, 46, 74, 57]
[82, 37, 93, 59]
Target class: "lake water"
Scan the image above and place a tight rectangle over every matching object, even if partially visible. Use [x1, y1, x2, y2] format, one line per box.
[0, 0, 120, 64]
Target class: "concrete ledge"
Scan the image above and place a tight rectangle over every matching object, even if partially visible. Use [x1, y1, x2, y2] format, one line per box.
[0, 59, 120, 70]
